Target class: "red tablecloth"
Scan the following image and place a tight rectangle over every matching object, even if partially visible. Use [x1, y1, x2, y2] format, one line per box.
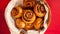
[0, 0, 60, 34]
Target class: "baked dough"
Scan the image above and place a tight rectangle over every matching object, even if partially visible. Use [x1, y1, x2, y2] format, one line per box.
[23, 0, 36, 7]
[33, 18, 43, 30]
[22, 10, 36, 24]
[34, 3, 46, 17]
[15, 19, 25, 29]
[11, 6, 23, 19]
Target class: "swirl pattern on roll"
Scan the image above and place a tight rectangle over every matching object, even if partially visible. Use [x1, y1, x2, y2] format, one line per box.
[22, 10, 36, 24]
[34, 3, 46, 17]
[11, 6, 23, 19]
[23, 0, 36, 7]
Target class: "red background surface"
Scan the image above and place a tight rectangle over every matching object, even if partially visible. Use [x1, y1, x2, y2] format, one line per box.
[0, 0, 60, 34]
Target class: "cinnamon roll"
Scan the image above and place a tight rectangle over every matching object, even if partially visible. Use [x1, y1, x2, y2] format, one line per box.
[15, 18, 25, 29]
[24, 23, 33, 30]
[11, 6, 23, 18]
[8, 0, 51, 34]
[23, 0, 36, 7]
[22, 10, 36, 24]
[33, 18, 43, 30]
[34, 3, 46, 17]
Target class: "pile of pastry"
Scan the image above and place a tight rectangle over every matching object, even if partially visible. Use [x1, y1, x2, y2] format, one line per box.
[11, 0, 46, 31]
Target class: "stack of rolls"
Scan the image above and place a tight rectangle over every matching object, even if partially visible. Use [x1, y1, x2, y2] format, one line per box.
[11, 0, 50, 34]
[11, 0, 46, 31]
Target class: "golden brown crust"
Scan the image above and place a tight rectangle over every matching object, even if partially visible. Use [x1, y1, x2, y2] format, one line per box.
[33, 18, 43, 30]
[15, 19, 25, 29]
[11, 6, 23, 19]
[24, 23, 33, 30]
[22, 10, 36, 24]
[34, 3, 46, 17]
[23, 0, 36, 7]
[11, 8, 18, 16]
[11, 0, 51, 32]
